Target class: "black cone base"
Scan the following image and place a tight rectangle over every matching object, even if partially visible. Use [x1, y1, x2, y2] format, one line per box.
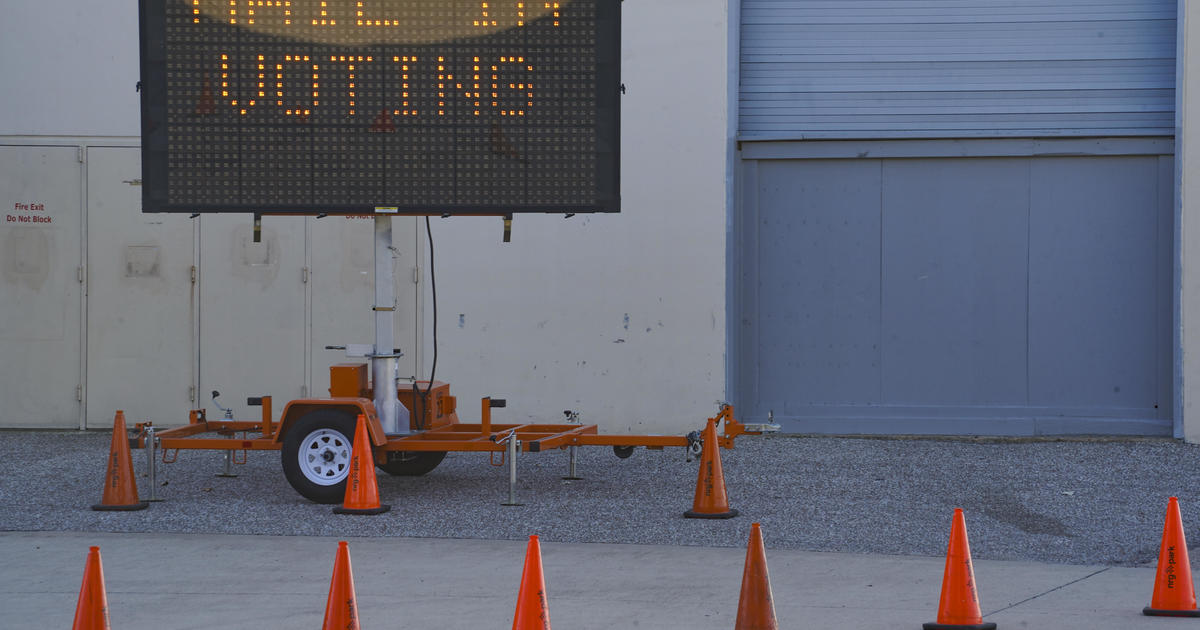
[333, 504, 391, 515]
[92, 501, 150, 511]
[922, 623, 996, 630]
[1144, 607, 1200, 617]
[684, 508, 739, 519]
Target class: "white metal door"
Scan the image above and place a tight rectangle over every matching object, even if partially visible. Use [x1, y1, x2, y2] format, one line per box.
[307, 216, 420, 397]
[85, 146, 196, 428]
[199, 215, 306, 420]
[0, 145, 83, 428]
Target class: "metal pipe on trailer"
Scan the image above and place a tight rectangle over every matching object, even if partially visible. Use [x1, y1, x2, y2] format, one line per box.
[562, 410, 583, 480]
[217, 450, 238, 478]
[494, 428, 522, 506]
[565, 445, 580, 480]
[507, 433, 520, 506]
[143, 426, 162, 502]
[372, 215, 406, 435]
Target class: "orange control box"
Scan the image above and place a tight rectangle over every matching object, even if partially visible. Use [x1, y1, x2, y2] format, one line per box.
[398, 382, 458, 431]
[329, 363, 369, 398]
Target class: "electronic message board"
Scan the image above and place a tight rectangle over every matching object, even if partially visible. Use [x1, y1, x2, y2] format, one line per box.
[138, 0, 620, 214]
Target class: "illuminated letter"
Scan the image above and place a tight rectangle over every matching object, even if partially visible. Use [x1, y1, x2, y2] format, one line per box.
[354, 0, 398, 27]
[311, 0, 336, 26]
[468, 56, 482, 116]
[274, 54, 316, 118]
[392, 56, 419, 117]
[329, 55, 374, 116]
[436, 56, 453, 117]
[219, 52, 233, 105]
[491, 56, 533, 117]
[462, 55, 534, 118]
[475, 2, 529, 28]
[225, 0, 293, 26]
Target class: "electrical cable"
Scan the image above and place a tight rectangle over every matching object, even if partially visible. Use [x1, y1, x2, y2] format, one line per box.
[415, 215, 438, 430]
[426, 215, 438, 390]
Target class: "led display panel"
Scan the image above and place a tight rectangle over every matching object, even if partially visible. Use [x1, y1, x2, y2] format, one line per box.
[139, 0, 620, 214]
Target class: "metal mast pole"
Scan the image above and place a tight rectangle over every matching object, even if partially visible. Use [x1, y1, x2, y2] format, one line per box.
[373, 215, 404, 434]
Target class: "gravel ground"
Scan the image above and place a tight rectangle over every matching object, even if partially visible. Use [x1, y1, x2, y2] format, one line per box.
[3, 429, 1199, 567]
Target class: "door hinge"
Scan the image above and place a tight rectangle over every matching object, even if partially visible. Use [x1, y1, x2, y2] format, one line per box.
[190, 265, 197, 284]
[412, 266, 420, 284]
[77, 147, 85, 163]
[302, 267, 310, 283]
[76, 385, 83, 401]
[77, 266, 85, 284]
[189, 386, 196, 402]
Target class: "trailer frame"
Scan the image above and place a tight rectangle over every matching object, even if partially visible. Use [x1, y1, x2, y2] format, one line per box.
[130, 377, 776, 504]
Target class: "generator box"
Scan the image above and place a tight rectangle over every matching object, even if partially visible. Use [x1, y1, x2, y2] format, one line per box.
[329, 363, 368, 398]
[397, 382, 458, 431]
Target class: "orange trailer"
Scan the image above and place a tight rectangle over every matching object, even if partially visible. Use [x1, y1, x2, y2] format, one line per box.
[131, 362, 775, 504]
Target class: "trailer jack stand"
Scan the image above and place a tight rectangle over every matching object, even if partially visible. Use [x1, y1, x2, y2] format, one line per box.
[498, 430, 523, 506]
[563, 445, 583, 481]
[143, 427, 164, 502]
[216, 450, 238, 478]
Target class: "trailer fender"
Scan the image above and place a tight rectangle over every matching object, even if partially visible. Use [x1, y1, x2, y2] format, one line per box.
[274, 399, 387, 446]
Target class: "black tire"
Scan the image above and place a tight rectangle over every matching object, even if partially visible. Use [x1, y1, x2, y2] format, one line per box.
[281, 409, 358, 504]
[378, 451, 447, 476]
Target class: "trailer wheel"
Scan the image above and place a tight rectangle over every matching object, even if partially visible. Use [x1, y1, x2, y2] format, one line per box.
[281, 409, 358, 504]
[378, 451, 447, 476]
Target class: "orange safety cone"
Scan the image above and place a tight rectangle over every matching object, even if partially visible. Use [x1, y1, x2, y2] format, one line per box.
[924, 508, 996, 630]
[735, 523, 778, 630]
[512, 535, 551, 630]
[684, 415, 738, 519]
[1143, 496, 1200, 616]
[72, 546, 111, 630]
[322, 541, 361, 630]
[92, 411, 149, 511]
[333, 414, 391, 515]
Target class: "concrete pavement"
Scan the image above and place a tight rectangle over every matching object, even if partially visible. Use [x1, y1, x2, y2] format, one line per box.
[0, 530, 1184, 628]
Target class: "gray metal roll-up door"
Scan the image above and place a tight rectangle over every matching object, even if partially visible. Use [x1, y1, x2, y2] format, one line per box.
[739, 0, 1177, 139]
[734, 140, 1175, 436]
[733, 1, 1178, 435]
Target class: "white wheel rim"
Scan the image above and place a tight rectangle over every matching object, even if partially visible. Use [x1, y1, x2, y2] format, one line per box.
[298, 428, 352, 486]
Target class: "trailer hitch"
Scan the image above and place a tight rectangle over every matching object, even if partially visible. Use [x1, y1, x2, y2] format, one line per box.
[685, 430, 703, 462]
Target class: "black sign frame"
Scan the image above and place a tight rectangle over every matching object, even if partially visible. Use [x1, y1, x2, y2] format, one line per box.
[138, 0, 620, 215]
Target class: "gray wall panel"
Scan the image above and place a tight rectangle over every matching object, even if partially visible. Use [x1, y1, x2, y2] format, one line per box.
[880, 158, 1029, 406]
[754, 159, 882, 410]
[1028, 156, 1162, 410]
[1157, 156, 1174, 423]
[737, 144, 1174, 435]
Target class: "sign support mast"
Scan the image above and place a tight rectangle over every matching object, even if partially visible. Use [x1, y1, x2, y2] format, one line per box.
[372, 214, 405, 435]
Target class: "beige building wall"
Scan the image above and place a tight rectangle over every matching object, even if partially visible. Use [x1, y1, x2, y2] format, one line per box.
[0, 0, 730, 433]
